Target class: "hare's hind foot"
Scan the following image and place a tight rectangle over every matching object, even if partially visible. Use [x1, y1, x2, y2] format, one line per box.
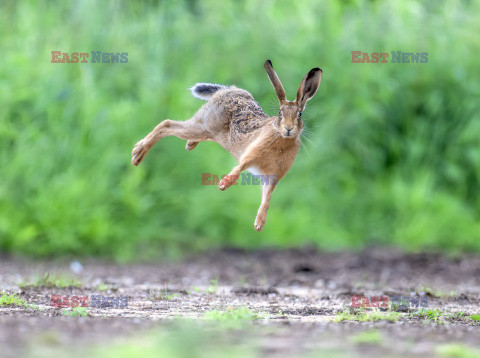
[254, 184, 277, 232]
[254, 216, 266, 232]
[185, 140, 199, 151]
[131, 139, 152, 166]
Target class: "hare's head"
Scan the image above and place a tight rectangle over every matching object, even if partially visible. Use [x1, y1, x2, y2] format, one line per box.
[264, 60, 322, 138]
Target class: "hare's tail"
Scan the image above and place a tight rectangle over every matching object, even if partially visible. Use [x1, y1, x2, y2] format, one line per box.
[190, 83, 228, 101]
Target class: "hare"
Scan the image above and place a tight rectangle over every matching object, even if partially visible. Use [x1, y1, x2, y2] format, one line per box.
[131, 60, 322, 231]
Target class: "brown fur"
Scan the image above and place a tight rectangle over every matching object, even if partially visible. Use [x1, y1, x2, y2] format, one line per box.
[131, 60, 322, 231]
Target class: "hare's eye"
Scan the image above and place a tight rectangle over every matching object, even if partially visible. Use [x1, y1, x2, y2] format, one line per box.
[299, 112, 302, 118]
[278, 109, 281, 116]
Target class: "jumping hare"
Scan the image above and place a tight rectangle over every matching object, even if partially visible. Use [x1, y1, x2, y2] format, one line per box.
[131, 60, 322, 231]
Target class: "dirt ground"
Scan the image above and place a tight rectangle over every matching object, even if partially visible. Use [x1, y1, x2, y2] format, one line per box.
[1, 247, 480, 357]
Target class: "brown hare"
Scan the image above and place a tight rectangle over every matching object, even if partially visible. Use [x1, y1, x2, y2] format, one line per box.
[131, 60, 322, 231]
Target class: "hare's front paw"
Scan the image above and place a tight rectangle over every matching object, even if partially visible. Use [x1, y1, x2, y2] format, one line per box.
[131, 139, 151, 166]
[185, 140, 199, 151]
[218, 174, 239, 191]
[254, 215, 266, 232]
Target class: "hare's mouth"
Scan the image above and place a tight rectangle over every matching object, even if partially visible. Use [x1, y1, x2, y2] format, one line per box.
[284, 129, 294, 137]
[280, 131, 299, 139]
[281, 127, 301, 138]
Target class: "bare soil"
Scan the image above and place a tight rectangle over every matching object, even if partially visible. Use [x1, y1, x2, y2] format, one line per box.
[1, 247, 480, 357]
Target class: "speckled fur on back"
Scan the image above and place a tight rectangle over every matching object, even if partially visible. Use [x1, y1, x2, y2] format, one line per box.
[131, 60, 323, 231]
[209, 88, 270, 142]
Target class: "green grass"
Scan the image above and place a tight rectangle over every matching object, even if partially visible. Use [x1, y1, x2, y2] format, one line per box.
[447, 311, 466, 320]
[336, 307, 471, 325]
[334, 309, 401, 323]
[416, 286, 454, 299]
[408, 309, 473, 324]
[204, 307, 266, 328]
[1, 0, 480, 260]
[151, 284, 178, 300]
[20, 273, 82, 288]
[188, 279, 219, 295]
[153, 292, 177, 300]
[62, 306, 88, 317]
[96, 282, 111, 292]
[89, 322, 258, 358]
[469, 314, 480, 322]
[0, 292, 29, 308]
[204, 307, 263, 320]
[410, 308, 444, 324]
[437, 344, 480, 358]
[349, 329, 383, 345]
[206, 279, 219, 294]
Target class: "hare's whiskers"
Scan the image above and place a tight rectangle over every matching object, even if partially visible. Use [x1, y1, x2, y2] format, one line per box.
[301, 133, 319, 150]
[300, 138, 312, 161]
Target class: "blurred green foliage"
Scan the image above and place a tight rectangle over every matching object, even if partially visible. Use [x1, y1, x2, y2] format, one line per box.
[0, 0, 479, 261]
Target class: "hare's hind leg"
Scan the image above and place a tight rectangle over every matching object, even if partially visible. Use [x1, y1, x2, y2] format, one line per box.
[132, 118, 209, 166]
[254, 183, 277, 232]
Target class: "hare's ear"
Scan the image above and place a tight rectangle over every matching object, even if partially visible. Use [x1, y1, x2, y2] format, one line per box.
[296, 68, 322, 110]
[264, 60, 286, 104]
